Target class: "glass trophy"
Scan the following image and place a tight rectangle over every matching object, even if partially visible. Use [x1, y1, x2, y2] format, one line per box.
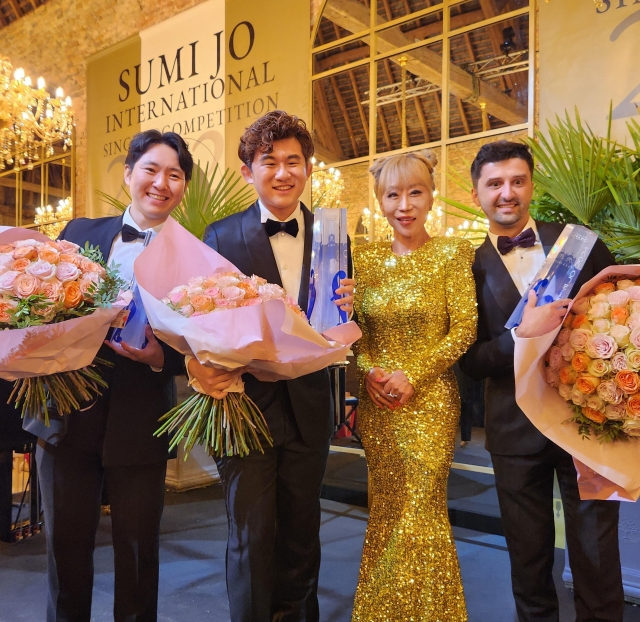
[107, 230, 152, 349]
[505, 224, 599, 329]
[308, 207, 349, 333]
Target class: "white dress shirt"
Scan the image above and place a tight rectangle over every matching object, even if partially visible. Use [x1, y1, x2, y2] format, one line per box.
[108, 206, 164, 287]
[487, 217, 546, 296]
[259, 200, 305, 301]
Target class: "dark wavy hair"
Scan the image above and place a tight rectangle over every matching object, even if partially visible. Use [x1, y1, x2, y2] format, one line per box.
[470, 140, 533, 187]
[125, 130, 194, 181]
[238, 110, 314, 168]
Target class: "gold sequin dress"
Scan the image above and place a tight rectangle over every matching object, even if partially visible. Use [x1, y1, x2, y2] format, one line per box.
[351, 237, 477, 622]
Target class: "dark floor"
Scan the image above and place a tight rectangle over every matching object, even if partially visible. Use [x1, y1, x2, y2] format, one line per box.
[1, 483, 640, 622]
[2, 426, 639, 621]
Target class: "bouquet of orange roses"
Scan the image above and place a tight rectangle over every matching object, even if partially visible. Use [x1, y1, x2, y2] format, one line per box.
[0, 226, 127, 423]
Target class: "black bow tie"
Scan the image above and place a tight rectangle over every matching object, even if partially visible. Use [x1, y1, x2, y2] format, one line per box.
[121, 224, 147, 243]
[497, 227, 536, 255]
[265, 218, 299, 238]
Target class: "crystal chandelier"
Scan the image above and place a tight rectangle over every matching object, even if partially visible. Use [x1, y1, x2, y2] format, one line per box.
[311, 158, 345, 208]
[0, 55, 74, 172]
[34, 197, 73, 239]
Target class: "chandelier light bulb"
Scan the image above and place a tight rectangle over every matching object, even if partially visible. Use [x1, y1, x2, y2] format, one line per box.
[14, 67, 24, 80]
[64, 96, 72, 106]
[37, 76, 45, 89]
[55, 87, 64, 98]
[24, 76, 32, 86]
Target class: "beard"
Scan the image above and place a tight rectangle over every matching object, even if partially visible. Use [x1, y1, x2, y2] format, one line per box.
[491, 201, 527, 226]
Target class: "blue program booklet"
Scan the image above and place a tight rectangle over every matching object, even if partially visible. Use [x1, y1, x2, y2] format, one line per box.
[505, 224, 599, 330]
[308, 207, 349, 334]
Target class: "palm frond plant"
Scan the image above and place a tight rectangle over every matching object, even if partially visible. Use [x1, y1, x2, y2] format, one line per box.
[525, 108, 617, 225]
[171, 161, 255, 240]
[96, 188, 130, 214]
[437, 167, 490, 247]
[596, 142, 640, 261]
[98, 161, 255, 240]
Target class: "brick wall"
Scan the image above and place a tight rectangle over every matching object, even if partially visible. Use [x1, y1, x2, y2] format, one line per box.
[0, 0, 213, 217]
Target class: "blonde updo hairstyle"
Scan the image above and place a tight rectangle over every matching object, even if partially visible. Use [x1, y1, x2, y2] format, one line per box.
[369, 149, 438, 202]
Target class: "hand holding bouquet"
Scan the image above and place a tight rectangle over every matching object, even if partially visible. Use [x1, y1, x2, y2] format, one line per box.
[134, 218, 361, 459]
[514, 266, 640, 500]
[159, 272, 306, 456]
[0, 226, 127, 423]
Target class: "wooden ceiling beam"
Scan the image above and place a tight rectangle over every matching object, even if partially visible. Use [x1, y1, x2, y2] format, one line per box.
[330, 74, 360, 157]
[478, 0, 518, 95]
[382, 59, 405, 141]
[315, 45, 370, 73]
[381, 0, 393, 22]
[348, 70, 369, 138]
[324, 0, 526, 125]
[378, 107, 393, 152]
[0, 177, 67, 198]
[313, 81, 344, 161]
[456, 97, 471, 135]
[6, 0, 22, 18]
[408, 9, 483, 40]
[315, 11, 484, 74]
[433, 91, 441, 116]
[414, 97, 430, 143]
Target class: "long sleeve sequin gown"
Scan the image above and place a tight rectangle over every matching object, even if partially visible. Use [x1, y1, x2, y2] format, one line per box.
[351, 237, 477, 622]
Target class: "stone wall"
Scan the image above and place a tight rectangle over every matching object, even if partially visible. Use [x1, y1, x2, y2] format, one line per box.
[0, 0, 211, 217]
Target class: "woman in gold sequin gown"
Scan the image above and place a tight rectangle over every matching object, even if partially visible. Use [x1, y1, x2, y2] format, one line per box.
[351, 151, 477, 622]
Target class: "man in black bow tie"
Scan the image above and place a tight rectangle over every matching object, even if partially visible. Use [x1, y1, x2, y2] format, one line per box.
[189, 111, 354, 622]
[460, 141, 623, 622]
[27, 130, 192, 622]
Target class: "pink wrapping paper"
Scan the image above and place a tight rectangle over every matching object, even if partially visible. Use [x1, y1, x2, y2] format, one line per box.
[0, 227, 130, 381]
[514, 265, 640, 501]
[134, 217, 361, 381]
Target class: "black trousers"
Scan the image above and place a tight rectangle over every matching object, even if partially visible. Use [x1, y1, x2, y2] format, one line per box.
[215, 390, 330, 622]
[36, 440, 167, 622]
[491, 442, 623, 622]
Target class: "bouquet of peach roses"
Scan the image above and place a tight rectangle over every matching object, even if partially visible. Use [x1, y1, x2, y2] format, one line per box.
[514, 266, 640, 500]
[546, 277, 640, 442]
[0, 226, 126, 423]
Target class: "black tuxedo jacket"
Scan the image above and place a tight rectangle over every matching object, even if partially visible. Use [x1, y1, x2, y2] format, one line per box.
[23, 215, 184, 466]
[203, 201, 340, 449]
[459, 221, 616, 456]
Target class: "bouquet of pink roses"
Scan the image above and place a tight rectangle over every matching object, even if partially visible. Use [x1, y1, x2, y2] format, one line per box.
[514, 266, 640, 501]
[0, 226, 127, 423]
[135, 218, 361, 459]
[156, 272, 308, 457]
[163, 272, 307, 319]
